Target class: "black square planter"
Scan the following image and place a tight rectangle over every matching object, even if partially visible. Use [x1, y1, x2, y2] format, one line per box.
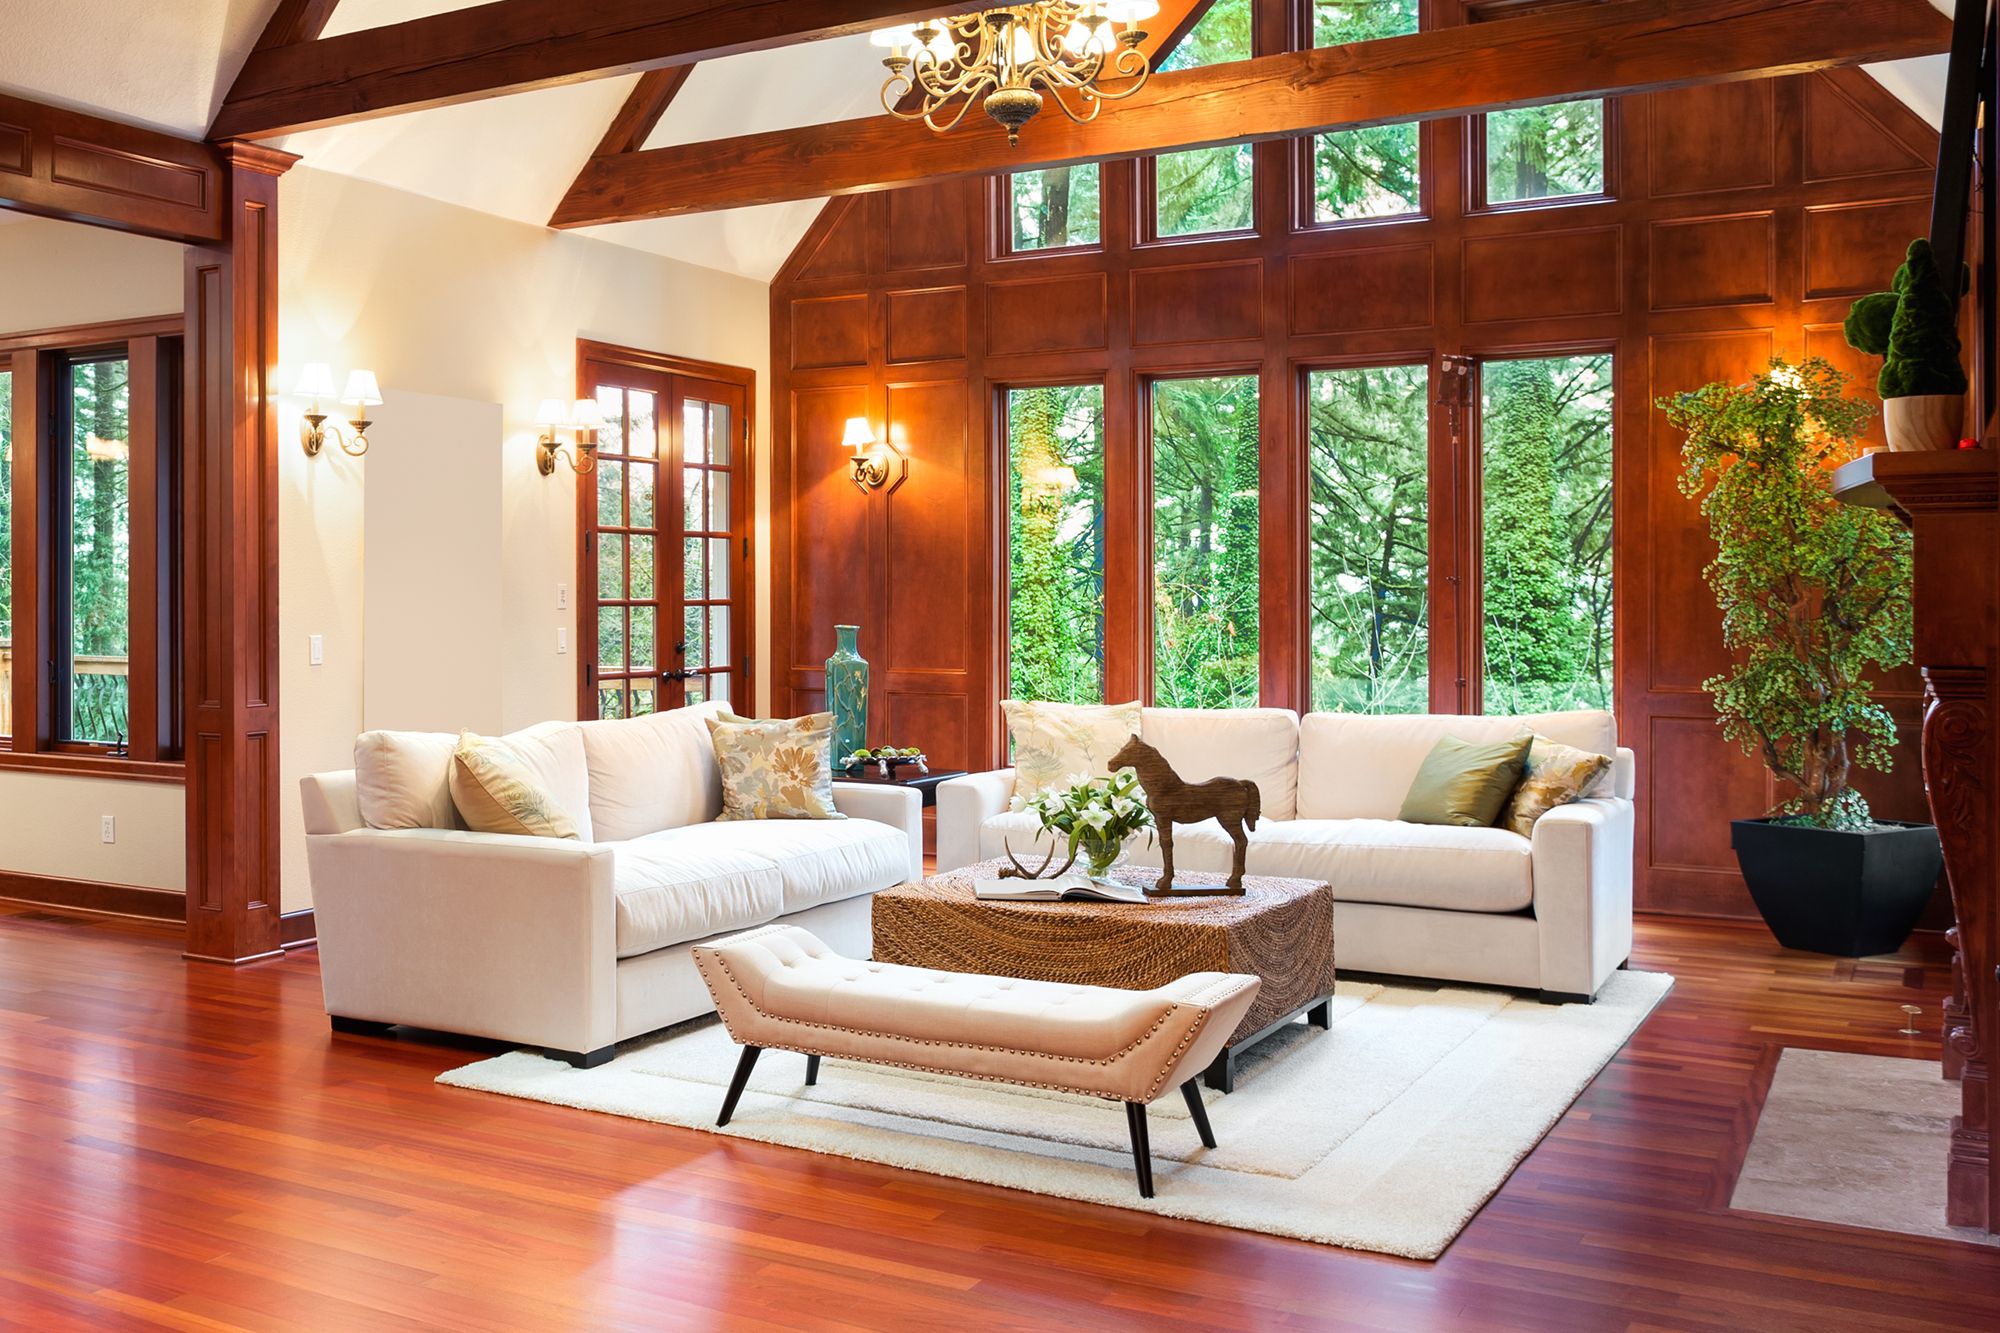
[1730, 817, 1944, 957]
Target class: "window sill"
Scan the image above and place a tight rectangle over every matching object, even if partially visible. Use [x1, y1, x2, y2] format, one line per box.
[0, 749, 186, 784]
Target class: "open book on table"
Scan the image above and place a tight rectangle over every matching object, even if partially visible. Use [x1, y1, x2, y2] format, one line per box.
[973, 872, 1148, 904]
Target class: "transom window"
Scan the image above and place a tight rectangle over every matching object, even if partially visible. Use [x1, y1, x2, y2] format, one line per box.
[1480, 100, 1607, 205]
[1007, 164, 1101, 252]
[1310, 0, 1422, 224]
[1148, 0, 1255, 240]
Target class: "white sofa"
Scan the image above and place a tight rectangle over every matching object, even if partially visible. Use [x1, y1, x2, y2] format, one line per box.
[300, 702, 923, 1066]
[937, 707, 1635, 1002]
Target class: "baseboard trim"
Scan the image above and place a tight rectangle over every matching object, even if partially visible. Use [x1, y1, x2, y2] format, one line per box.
[280, 908, 316, 950]
[0, 869, 183, 922]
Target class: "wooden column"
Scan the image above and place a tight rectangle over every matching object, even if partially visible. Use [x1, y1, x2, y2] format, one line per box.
[182, 142, 297, 964]
[1835, 448, 2000, 1234]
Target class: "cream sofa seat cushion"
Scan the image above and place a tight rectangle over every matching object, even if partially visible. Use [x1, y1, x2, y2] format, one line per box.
[1244, 819, 1534, 913]
[579, 700, 729, 841]
[1140, 707, 1301, 822]
[1297, 708, 1615, 821]
[355, 720, 594, 840]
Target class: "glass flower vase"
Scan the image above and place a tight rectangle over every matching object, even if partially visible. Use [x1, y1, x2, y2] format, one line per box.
[1077, 830, 1122, 882]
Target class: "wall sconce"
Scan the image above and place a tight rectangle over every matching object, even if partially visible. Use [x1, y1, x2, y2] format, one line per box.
[842, 416, 908, 493]
[296, 363, 381, 458]
[537, 398, 604, 476]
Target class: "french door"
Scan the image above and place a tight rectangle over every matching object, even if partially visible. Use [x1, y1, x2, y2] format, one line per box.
[578, 347, 752, 719]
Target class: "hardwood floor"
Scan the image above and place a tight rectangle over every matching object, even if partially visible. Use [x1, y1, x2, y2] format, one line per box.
[2, 902, 1996, 1332]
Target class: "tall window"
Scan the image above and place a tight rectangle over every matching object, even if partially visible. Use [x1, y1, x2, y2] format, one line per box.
[1307, 365, 1430, 713]
[62, 355, 132, 745]
[1480, 355, 1613, 714]
[1311, 0, 1421, 223]
[1009, 165, 1100, 252]
[1152, 0, 1254, 238]
[1482, 100, 1606, 204]
[1005, 385, 1105, 702]
[1151, 375, 1259, 707]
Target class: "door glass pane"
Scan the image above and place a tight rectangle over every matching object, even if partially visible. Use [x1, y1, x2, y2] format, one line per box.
[630, 680, 657, 718]
[1151, 376, 1259, 707]
[1156, 144, 1255, 237]
[1010, 165, 1101, 251]
[684, 605, 705, 667]
[1480, 354, 1614, 714]
[707, 538, 731, 598]
[684, 537, 704, 599]
[599, 681, 628, 720]
[630, 606, 656, 671]
[1006, 385, 1105, 704]
[707, 469, 730, 532]
[628, 462, 656, 528]
[629, 390, 657, 456]
[1485, 100, 1605, 203]
[595, 386, 624, 455]
[1307, 365, 1430, 713]
[685, 682, 707, 707]
[708, 606, 730, 667]
[596, 462, 623, 527]
[598, 607, 626, 670]
[0, 368, 10, 738]
[709, 673, 732, 703]
[67, 357, 131, 745]
[683, 468, 706, 531]
[630, 535, 655, 598]
[707, 403, 732, 466]
[597, 534, 625, 598]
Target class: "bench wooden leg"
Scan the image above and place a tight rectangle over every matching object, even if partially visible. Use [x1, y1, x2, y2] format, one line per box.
[805, 1053, 821, 1086]
[1124, 1101, 1155, 1198]
[1180, 1079, 1216, 1150]
[718, 1045, 762, 1126]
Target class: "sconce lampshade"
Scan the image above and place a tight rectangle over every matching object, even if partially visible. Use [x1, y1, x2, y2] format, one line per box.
[295, 362, 337, 400]
[570, 398, 605, 434]
[341, 369, 383, 408]
[535, 399, 571, 429]
[841, 416, 876, 452]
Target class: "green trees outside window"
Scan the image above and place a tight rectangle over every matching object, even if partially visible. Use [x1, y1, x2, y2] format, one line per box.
[1307, 365, 1430, 713]
[64, 357, 132, 746]
[1010, 165, 1100, 251]
[1152, 375, 1260, 707]
[1480, 355, 1614, 715]
[1006, 385, 1106, 704]
[1155, 0, 1254, 238]
[1312, 0, 1421, 223]
[1484, 100, 1605, 203]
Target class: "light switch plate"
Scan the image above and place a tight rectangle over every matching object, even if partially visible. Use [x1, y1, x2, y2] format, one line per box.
[101, 815, 116, 844]
[309, 634, 324, 666]
[557, 627, 568, 655]
[557, 582, 568, 610]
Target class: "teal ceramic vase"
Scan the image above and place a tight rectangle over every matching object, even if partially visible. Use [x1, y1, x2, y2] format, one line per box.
[826, 625, 869, 764]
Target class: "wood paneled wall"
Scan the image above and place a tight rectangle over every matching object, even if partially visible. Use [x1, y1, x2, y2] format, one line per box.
[769, 61, 1940, 917]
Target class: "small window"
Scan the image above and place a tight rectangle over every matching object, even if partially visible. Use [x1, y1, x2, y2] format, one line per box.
[1150, 0, 1255, 239]
[60, 355, 132, 746]
[1008, 164, 1100, 252]
[1005, 385, 1106, 702]
[1159, 0, 1251, 71]
[1151, 375, 1260, 707]
[1482, 100, 1606, 205]
[1310, 2, 1422, 224]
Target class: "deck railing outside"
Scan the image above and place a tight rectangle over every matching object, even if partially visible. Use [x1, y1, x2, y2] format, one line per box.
[0, 645, 131, 746]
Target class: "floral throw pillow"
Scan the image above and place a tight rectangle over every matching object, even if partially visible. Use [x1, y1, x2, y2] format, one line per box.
[1001, 698, 1143, 799]
[705, 711, 844, 821]
[1499, 733, 1613, 837]
[449, 731, 581, 839]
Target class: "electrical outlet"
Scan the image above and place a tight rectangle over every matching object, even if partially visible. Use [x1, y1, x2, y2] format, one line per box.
[101, 815, 115, 844]
[309, 634, 324, 666]
[557, 627, 568, 655]
[556, 582, 568, 610]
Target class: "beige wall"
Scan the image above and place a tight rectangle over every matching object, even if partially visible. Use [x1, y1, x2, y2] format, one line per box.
[0, 171, 773, 913]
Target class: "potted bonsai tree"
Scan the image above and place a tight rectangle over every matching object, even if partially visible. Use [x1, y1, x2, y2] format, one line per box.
[1662, 358, 1942, 956]
[1844, 238, 1970, 451]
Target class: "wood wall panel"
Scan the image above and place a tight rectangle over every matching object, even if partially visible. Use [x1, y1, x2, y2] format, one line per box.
[1462, 226, 1620, 323]
[1803, 73, 1932, 183]
[1803, 321, 1890, 451]
[771, 52, 1942, 920]
[791, 296, 870, 369]
[1648, 214, 1775, 310]
[0, 92, 223, 244]
[0, 122, 28, 175]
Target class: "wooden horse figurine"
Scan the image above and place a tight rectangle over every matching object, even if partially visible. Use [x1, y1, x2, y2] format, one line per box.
[1108, 736, 1261, 896]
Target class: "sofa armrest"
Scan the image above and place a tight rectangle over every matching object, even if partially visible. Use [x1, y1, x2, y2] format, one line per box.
[1611, 746, 1637, 801]
[936, 768, 1017, 872]
[305, 828, 620, 1053]
[831, 781, 923, 880]
[1530, 798, 1635, 999]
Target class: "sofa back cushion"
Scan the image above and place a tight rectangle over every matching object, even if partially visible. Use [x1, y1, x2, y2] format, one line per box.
[579, 701, 728, 841]
[1298, 708, 1616, 820]
[354, 720, 594, 840]
[1139, 707, 1301, 822]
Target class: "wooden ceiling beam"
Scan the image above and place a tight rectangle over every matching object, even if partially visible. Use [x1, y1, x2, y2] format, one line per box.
[213, 0, 982, 140]
[551, 0, 1951, 228]
[250, 0, 345, 52]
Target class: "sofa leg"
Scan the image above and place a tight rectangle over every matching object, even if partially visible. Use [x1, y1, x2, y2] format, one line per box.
[1180, 1079, 1216, 1150]
[718, 1045, 763, 1126]
[805, 1053, 821, 1086]
[1538, 990, 1592, 1006]
[1124, 1101, 1155, 1198]
[545, 1045, 616, 1069]
[329, 1016, 394, 1037]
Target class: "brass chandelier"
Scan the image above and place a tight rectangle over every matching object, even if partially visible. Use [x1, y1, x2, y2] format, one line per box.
[872, 3, 1159, 146]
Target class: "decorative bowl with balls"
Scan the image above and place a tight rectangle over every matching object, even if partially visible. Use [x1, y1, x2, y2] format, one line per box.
[843, 745, 929, 778]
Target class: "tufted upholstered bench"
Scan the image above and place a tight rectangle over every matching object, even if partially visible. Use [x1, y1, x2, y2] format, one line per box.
[692, 924, 1261, 1197]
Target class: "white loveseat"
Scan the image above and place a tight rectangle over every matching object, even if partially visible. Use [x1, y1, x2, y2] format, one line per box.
[937, 708, 1634, 1002]
[300, 702, 923, 1065]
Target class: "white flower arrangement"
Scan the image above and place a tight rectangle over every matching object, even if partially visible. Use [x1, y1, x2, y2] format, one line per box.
[1010, 768, 1155, 876]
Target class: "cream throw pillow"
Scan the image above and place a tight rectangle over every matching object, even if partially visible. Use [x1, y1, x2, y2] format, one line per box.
[1002, 699, 1143, 799]
[449, 731, 581, 839]
[1498, 733, 1613, 837]
[706, 711, 844, 820]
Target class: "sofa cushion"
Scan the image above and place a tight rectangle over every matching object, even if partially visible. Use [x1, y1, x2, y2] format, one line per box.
[611, 835, 783, 959]
[708, 711, 843, 820]
[579, 701, 728, 841]
[355, 720, 593, 840]
[1244, 819, 1534, 913]
[1298, 709, 1615, 820]
[1140, 707, 1301, 822]
[698, 818, 913, 915]
[1003, 699, 1143, 799]
[1397, 733, 1533, 828]
[449, 731, 582, 839]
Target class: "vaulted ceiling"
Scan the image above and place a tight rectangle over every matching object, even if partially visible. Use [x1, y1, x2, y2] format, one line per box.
[0, 0, 1956, 282]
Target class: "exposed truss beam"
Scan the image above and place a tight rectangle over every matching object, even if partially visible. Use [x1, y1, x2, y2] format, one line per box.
[250, 0, 345, 53]
[213, 0, 981, 140]
[550, 0, 1950, 228]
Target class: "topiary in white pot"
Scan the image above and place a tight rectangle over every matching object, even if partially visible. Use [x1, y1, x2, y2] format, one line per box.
[1844, 239, 1970, 452]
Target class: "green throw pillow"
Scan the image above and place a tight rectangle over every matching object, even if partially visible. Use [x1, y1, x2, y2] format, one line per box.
[1398, 734, 1534, 828]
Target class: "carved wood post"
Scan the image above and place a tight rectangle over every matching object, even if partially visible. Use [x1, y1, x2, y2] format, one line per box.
[182, 142, 298, 964]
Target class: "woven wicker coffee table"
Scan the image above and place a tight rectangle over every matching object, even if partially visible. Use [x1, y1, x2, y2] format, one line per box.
[872, 859, 1335, 1092]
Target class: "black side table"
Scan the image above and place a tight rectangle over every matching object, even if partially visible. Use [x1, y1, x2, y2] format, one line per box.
[836, 767, 969, 808]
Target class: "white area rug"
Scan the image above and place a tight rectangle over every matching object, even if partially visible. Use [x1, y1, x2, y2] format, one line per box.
[1731, 1047, 2000, 1248]
[439, 970, 1673, 1259]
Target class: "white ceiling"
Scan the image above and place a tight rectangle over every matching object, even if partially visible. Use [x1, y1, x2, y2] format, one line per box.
[0, 0, 1960, 282]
